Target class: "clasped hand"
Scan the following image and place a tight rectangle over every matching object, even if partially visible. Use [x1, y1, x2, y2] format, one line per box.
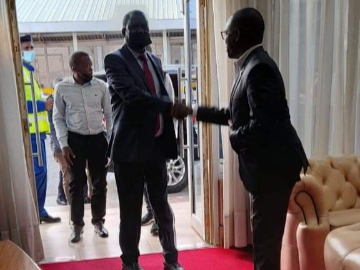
[170, 102, 193, 119]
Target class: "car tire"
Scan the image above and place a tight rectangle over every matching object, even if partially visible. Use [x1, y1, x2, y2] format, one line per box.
[107, 156, 188, 193]
[167, 155, 188, 193]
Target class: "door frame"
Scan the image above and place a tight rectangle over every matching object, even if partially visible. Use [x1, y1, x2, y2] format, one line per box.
[184, 0, 221, 245]
[7, 0, 39, 217]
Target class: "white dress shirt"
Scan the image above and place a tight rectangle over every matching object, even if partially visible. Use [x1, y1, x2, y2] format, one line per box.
[234, 44, 263, 77]
[53, 77, 112, 149]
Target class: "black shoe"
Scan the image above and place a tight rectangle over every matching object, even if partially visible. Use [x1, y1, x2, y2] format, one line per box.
[94, 222, 109, 238]
[122, 263, 144, 270]
[56, 196, 67, 206]
[40, 215, 61, 224]
[69, 225, 83, 243]
[164, 262, 184, 270]
[150, 222, 159, 236]
[141, 212, 154, 226]
[84, 197, 91, 204]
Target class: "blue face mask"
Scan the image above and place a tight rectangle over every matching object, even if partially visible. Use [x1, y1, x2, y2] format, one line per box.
[23, 50, 36, 63]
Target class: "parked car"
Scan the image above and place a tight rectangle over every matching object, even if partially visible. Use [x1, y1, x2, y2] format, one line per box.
[94, 69, 197, 193]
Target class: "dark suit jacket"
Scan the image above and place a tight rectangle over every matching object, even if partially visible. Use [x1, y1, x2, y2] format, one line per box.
[197, 47, 309, 194]
[104, 44, 177, 163]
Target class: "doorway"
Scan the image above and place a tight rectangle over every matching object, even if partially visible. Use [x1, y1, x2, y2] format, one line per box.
[11, 0, 214, 263]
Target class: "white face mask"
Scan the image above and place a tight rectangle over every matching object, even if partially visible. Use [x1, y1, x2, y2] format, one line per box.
[23, 50, 36, 63]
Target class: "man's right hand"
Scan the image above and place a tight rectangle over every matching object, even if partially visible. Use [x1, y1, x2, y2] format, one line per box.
[45, 100, 54, 111]
[62, 146, 76, 166]
[171, 103, 193, 119]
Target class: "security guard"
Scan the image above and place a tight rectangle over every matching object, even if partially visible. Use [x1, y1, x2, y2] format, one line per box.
[21, 34, 61, 223]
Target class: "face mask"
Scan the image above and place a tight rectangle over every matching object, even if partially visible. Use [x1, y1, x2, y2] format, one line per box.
[23, 50, 36, 63]
[127, 31, 152, 51]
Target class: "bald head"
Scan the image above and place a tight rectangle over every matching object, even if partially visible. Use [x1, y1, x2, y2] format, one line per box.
[224, 8, 265, 59]
[122, 10, 152, 53]
[122, 10, 148, 30]
[69, 51, 89, 70]
[231, 8, 264, 41]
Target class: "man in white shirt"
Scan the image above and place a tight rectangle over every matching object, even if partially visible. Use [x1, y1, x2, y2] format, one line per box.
[53, 51, 112, 243]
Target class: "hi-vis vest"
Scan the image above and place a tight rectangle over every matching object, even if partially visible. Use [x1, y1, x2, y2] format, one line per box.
[23, 66, 50, 134]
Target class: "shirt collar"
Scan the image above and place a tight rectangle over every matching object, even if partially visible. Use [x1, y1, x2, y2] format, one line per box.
[71, 76, 94, 86]
[128, 45, 147, 61]
[234, 44, 263, 70]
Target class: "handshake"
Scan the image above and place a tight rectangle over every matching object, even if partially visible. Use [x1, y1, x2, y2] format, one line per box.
[170, 102, 193, 119]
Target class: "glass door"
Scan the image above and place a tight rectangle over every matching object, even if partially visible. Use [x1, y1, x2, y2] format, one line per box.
[183, 0, 204, 237]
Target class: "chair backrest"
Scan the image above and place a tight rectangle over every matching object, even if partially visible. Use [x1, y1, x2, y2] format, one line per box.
[304, 156, 360, 211]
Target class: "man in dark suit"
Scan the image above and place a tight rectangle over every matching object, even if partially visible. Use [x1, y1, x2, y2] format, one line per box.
[174, 8, 309, 270]
[104, 10, 184, 270]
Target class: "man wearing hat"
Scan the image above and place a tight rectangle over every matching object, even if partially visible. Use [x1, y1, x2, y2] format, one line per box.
[21, 34, 61, 223]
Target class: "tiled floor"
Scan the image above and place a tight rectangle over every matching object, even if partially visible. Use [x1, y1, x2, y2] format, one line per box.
[39, 201, 208, 263]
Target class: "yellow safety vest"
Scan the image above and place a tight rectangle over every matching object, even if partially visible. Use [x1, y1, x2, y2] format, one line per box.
[23, 66, 50, 134]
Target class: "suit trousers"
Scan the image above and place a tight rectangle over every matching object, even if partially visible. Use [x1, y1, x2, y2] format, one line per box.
[114, 158, 178, 265]
[68, 131, 108, 226]
[54, 152, 70, 202]
[144, 184, 153, 214]
[57, 170, 66, 199]
[250, 186, 294, 270]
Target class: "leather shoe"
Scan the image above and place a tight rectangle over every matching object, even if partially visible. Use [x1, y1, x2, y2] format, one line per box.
[122, 263, 144, 270]
[69, 225, 83, 243]
[56, 197, 67, 205]
[141, 212, 154, 226]
[84, 197, 91, 204]
[150, 222, 159, 236]
[164, 262, 184, 270]
[40, 215, 61, 224]
[94, 222, 109, 238]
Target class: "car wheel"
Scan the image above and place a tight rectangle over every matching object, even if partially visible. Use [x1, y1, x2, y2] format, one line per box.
[167, 156, 188, 193]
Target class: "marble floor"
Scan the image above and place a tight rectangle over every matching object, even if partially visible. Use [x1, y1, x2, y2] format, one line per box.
[39, 201, 208, 264]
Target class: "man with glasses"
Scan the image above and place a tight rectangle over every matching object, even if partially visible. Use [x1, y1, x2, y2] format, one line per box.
[172, 8, 309, 270]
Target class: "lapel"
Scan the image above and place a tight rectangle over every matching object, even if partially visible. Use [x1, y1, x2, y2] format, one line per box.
[230, 69, 244, 103]
[229, 68, 246, 113]
[121, 45, 151, 94]
[146, 52, 168, 96]
[229, 47, 263, 108]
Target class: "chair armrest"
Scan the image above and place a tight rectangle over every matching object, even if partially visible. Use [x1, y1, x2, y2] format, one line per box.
[281, 176, 330, 270]
[297, 221, 330, 270]
[290, 175, 329, 225]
